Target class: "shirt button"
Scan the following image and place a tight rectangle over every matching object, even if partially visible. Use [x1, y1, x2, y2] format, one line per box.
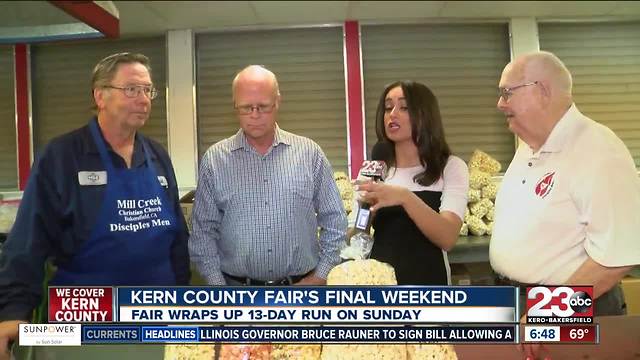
[522, 179, 526, 184]
[528, 162, 532, 167]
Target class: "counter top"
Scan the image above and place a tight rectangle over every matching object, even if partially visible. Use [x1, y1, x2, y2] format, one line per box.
[449, 235, 490, 264]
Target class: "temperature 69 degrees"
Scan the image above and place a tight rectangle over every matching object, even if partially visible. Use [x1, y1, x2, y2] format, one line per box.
[559, 325, 598, 343]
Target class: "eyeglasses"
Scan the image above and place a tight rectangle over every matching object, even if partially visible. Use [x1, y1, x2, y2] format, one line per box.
[235, 103, 276, 115]
[498, 81, 538, 101]
[105, 85, 158, 100]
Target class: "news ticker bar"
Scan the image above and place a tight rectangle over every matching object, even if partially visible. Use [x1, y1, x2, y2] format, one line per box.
[524, 324, 599, 344]
[20, 324, 518, 346]
[48, 286, 519, 324]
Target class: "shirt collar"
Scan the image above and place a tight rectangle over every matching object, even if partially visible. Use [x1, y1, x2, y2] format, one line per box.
[82, 117, 154, 167]
[530, 103, 582, 155]
[230, 124, 291, 152]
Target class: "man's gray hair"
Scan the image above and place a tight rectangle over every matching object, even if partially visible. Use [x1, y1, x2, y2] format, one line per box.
[91, 52, 152, 111]
[92, 52, 151, 89]
[523, 51, 573, 95]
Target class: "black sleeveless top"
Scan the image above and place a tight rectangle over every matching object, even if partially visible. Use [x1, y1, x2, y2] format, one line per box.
[370, 190, 448, 285]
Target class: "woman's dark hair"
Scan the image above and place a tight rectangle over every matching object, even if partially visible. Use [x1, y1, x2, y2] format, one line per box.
[374, 80, 451, 186]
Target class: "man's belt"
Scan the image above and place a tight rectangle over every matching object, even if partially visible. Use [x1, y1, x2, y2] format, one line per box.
[223, 271, 312, 286]
[495, 275, 537, 290]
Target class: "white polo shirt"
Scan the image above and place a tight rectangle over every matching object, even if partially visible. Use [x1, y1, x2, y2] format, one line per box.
[490, 104, 640, 284]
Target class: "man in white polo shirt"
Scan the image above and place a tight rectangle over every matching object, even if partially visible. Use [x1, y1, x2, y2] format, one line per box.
[490, 51, 640, 318]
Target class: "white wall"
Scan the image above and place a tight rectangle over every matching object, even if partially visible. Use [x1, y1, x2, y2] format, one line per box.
[166, 29, 198, 196]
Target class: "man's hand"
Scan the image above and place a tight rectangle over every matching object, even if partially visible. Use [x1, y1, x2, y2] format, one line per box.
[0, 320, 26, 360]
[518, 342, 550, 360]
[294, 273, 326, 286]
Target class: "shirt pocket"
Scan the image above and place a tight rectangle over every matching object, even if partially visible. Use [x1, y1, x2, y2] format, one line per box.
[290, 180, 314, 211]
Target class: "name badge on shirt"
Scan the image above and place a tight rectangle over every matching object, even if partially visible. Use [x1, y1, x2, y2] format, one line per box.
[158, 176, 168, 188]
[78, 171, 107, 186]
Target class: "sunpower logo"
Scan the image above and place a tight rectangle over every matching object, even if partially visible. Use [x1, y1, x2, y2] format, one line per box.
[19, 324, 81, 346]
[534, 172, 555, 198]
[22, 325, 77, 334]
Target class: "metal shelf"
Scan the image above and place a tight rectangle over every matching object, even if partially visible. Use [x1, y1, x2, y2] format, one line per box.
[449, 235, 490, 264]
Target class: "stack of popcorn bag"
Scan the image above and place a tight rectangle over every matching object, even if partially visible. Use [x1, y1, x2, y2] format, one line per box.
[164, 276, 457, 359]
[334, 171, 355, 216]
[322, 259, 457, 360]
[322, 258, 405, 359]
[460, 150, 501, 237]
[165, 226, 458, 360]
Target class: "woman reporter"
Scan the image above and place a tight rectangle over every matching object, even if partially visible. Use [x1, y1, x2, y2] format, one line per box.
[358, 81, 469, 285]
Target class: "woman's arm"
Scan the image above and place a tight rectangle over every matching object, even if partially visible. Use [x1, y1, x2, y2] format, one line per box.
[359, 183, 461, 251]
[358, 157, 469, 251]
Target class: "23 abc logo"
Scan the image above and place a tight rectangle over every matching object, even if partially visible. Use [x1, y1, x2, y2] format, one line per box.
[526, 286, 593, 317]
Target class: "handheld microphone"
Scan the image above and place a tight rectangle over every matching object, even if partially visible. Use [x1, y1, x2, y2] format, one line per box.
[354, 160, 387, 231]
[359, 160, 387, 182]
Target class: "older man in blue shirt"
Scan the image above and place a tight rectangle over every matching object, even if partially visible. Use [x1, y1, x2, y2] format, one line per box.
[190, 65, 347, 286]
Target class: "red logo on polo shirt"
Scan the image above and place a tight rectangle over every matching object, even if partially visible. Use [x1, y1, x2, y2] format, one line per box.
[535, 172, 555, 198]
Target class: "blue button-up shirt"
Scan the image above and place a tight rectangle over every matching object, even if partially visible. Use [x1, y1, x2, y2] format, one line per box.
[0, 119, 190, 321]
[190, 126, 347, 285]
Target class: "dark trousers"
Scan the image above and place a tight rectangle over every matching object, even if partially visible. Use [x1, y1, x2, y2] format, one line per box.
[223, 275, 248, 286]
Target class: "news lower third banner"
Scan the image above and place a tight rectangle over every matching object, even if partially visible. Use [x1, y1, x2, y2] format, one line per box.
[116, 287, 517, 323]
[19, 324, 517, 346]
[48, 286, 517, 324]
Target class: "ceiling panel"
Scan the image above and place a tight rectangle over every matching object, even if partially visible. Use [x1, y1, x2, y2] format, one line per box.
[252, 1, 349, 25]
[440, 1, 622, 18]
[116, 1, 255, 36]
[0, 1, 77, 27]
[1, 1, 640, 38]
[349, 1, 446, 21]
